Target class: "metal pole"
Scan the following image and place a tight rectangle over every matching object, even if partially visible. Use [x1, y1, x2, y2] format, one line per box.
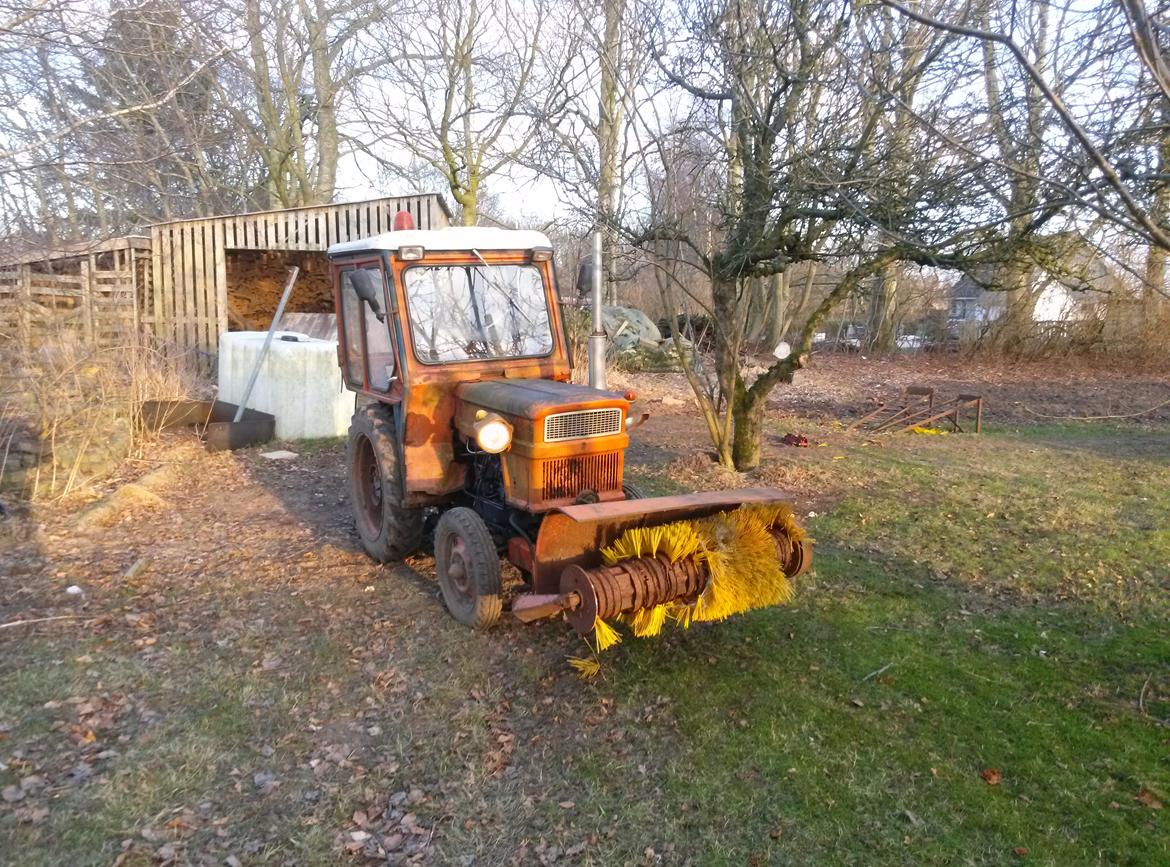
[233, 266, 300, 423]
[588, 231, 607, 390]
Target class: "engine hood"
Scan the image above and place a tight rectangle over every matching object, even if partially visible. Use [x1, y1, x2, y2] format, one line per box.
[456, 379, 628, 420]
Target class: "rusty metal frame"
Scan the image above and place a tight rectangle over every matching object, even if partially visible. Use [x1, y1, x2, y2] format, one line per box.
[848, 386, 934, 432]
[851, 386, 983, 435]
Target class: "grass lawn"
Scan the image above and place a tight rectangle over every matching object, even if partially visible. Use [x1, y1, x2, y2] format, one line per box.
[617, 420, 1169, 864]
[2, 415, 1167, 865]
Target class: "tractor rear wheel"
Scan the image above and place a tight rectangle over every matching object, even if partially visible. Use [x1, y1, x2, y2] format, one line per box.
[347, 405, 424, 562]
[434, 507, 502, 629]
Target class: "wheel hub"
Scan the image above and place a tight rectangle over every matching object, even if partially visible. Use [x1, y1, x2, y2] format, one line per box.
[446, 535, 472, 598]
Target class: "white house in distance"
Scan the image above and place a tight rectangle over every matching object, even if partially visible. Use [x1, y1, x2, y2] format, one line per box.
[948, 244, 1121, 331]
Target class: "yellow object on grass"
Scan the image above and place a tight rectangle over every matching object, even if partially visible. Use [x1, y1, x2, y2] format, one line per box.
[910, 425, 948, 435]
[567, 656, 601, 679]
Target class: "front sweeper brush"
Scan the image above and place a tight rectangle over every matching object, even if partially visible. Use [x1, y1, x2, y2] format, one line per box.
[513, 490, 811, 663]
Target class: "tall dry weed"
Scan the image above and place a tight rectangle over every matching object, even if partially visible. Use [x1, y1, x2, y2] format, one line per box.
[0, 339, 201, 499]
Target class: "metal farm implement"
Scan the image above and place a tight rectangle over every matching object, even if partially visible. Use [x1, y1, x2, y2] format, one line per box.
[849, 386, 984, 434]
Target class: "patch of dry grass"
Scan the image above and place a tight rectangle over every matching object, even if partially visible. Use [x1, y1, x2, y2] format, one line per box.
[0, 340, 200, 499]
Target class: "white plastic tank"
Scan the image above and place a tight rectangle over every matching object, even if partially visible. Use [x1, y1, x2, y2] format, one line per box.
[218, 331, 352, 440]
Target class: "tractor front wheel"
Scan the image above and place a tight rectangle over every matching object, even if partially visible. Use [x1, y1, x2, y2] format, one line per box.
[434, 507, 502, 629]
[622, 482, 645, 500]
[347, 405, 424, 562]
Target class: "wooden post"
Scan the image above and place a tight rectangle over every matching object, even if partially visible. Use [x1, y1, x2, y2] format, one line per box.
[177, 224, 191, 354]
[19, 263, 32, 349]
[214, 225, 228, 347]
[192, 222, 208, 359]
[81, 255, 95, 344]
[151, 228, 164, 344]
[129, 248, 139, 341]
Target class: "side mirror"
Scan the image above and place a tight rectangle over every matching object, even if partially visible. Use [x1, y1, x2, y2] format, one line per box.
[351, 270, 385, 322]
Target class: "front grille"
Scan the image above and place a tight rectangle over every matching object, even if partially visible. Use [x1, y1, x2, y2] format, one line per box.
[542, 452, 621, 501]
[544, 408, 623, 442]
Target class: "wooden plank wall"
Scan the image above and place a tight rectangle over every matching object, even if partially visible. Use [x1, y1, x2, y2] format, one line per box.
[148, 195, 449, 361]
[0, 247, 143, 351]
[0, 266, 21, 344]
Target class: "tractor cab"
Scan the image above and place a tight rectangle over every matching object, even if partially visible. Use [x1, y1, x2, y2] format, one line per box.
[326, 216, 810, 637]
[327, 223, 632, 510]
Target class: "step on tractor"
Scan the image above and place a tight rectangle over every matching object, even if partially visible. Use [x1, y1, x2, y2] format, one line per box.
[326, 213, 811, 647]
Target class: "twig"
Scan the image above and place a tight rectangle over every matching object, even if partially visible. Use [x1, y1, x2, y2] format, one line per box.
[0, 614, 83, 631]
[1022, 397, 1170, 421]
[1139, 675, 1151, 715]
[860, 662, 894, 682]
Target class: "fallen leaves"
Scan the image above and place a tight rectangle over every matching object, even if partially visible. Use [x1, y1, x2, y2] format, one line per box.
[13, 804, 50, 825]
[342, 789, 435, 860]
[252, 771, 280, 795]
[980, 768, 1002, 786]
[1137, 788, 1163, 809]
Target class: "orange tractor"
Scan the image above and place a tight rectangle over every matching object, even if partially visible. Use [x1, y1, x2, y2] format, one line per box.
[326, 216, 810, 644]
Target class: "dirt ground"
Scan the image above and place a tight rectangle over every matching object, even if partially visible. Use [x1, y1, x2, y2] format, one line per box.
[616, 352, 1170, 427]
[1, 354, 1167, 865]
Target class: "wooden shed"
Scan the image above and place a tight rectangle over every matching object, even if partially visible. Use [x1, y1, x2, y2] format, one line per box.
[147, 194, 451, 360]
[0, 236, 152, 350]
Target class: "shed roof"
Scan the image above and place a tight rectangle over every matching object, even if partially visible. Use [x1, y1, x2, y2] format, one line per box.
[0, 234, 150, 268]
[327, 226, 553, 258]
[146, 193, 452, 228]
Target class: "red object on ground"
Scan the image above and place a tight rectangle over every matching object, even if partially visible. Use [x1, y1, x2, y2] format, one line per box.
[781, 433, 810, 447]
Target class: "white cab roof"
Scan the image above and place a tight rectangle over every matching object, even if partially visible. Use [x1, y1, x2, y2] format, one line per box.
[327, 226, 553, 258]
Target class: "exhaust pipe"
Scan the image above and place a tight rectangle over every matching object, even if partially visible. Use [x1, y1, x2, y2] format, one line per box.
[588, 230, 607, 390]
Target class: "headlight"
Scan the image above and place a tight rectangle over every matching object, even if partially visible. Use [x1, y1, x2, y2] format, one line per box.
[474, 418, 512, 453]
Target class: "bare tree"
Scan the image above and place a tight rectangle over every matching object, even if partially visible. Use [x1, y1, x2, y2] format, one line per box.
[622, 0, 954, 468]
[359, 0, 580, 225]
[0, 0, 250, 240]
[879, 0, 1170, 254]
[220, 0, 393, 206]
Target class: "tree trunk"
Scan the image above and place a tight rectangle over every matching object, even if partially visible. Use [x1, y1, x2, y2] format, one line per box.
[731, 389, 763, 470]
[710, 274, 742, 469]
[598, 0, 624, 305]
[305, 0, 338, 203]
[1145, 109, 1169, 331]
[766, 271, 788, 347]
[867, 262, 898, 354]
[1145, 245, 1166, 320]
[743, 277, 770, 345]
[789, 263, 817, 334]
[987, 261, 1036, 352]
[458, 189, 478, 226]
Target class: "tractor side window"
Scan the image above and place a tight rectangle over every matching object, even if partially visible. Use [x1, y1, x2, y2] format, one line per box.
[338, 270, 365, 386]
[351, 268, 396, 391]
[339, 266, 396, 391]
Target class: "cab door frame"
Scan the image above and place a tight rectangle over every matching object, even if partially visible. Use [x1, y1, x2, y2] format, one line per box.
[332, 253, 406, 403]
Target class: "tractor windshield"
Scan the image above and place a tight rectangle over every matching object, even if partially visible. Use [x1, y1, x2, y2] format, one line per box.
[403, 263, 555, 363]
